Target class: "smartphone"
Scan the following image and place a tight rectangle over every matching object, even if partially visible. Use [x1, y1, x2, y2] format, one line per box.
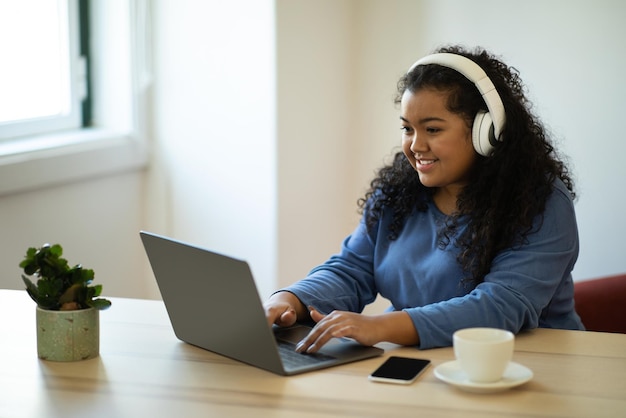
[368, 356, 431, 384]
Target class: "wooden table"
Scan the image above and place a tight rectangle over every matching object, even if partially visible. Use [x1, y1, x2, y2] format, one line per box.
[1, 289, 624, 417]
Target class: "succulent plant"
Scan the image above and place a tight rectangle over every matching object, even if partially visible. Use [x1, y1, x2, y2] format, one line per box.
[20, 243, 111, 311]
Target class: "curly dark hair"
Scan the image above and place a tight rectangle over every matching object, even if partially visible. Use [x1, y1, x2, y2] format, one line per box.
[358, 45, 575, 288]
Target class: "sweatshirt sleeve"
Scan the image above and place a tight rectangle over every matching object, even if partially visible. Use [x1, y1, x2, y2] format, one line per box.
[280, 218, 380, 315]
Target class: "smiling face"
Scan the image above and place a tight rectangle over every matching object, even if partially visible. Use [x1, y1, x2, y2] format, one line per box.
[400, 88, 477, 213]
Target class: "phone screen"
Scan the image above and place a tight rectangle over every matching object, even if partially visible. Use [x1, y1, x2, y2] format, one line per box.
[368, 356, 431, 384]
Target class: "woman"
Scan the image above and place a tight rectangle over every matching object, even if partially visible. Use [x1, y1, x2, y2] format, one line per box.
[264, 45, 584, 352]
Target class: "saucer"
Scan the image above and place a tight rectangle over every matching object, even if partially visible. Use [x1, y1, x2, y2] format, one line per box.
[434, 361, 533, 394]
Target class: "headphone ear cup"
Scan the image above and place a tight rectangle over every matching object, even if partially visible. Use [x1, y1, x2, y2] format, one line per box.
[472, 111, 496, 156]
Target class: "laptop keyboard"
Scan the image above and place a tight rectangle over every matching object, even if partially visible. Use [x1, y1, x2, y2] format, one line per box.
[276, 339, 336, 367]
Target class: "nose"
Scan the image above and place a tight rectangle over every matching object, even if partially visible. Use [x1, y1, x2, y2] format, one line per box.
[410, 132, 427, 153]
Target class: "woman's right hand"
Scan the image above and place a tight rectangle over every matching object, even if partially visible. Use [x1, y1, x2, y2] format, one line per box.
[263, 291, 307, 328]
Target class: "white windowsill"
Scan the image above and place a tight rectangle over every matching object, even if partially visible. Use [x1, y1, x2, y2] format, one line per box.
[0, 128, 148, 196]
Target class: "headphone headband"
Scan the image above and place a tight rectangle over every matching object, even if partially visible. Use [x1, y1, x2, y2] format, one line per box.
[407, 53, 506, 155]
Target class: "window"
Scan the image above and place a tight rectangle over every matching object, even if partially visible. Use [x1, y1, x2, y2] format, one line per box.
[0, 0, 150, 196]
[0, 0, 85, 141]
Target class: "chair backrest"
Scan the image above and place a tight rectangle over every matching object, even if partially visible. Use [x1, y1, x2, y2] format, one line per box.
[574, 274, 626, 333]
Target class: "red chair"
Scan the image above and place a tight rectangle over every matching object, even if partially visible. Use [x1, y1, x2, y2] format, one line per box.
[574, 274, 626, 333]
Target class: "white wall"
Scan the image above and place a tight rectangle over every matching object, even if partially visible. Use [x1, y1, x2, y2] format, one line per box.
[0, 171, 151, 298]
[276, 1, 360, 286]
[149, 0, 278, 298]
[1, 0, 624, 303]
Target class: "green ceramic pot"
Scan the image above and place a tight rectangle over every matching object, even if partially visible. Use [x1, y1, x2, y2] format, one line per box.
[36, 307, 99, 361]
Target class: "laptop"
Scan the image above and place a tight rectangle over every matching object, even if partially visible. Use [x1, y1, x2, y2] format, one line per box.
[139, 231, 384, 375]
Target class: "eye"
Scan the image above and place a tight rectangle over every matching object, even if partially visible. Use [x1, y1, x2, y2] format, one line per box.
[426, 126, 441, 134]
[400, 125, 413, 134]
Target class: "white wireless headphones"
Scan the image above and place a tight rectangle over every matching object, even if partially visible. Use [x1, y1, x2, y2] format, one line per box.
[407, 53, 506, 156]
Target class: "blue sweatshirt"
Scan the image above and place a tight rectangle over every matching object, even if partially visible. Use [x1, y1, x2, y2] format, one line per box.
[282, 179, 584, 349]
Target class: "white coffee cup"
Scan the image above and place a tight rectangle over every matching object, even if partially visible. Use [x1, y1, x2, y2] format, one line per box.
[453, 327, 514, 383]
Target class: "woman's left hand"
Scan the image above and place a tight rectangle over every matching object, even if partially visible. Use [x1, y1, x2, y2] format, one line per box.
[295, 307, 420, 353]
[295, 307, 383, 353]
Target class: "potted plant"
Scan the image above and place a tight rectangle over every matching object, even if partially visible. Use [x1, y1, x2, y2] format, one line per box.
[20, 243, 111, 361]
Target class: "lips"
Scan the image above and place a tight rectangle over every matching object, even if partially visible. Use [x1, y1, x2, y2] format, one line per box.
[417, 159, 436, 166]
[415, 157, 438, 172]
